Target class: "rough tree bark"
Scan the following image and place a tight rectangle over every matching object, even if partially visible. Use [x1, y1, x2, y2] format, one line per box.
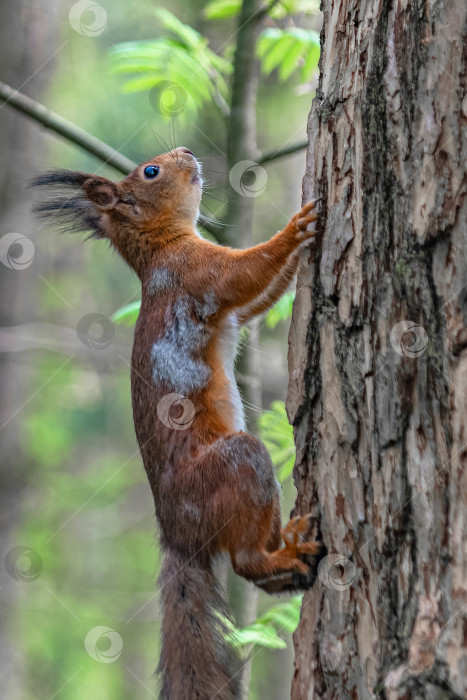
[288, 1, 466, 698]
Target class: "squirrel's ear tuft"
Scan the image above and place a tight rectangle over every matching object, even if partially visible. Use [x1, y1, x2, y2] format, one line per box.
[30, 170, 120, 239]
[29, 170, 89, 189]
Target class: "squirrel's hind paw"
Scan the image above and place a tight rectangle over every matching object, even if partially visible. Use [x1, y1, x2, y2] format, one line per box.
[255, 516, 326, 594]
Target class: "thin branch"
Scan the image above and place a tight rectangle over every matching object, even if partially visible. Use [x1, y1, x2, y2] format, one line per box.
[206, 69, 231, 119]
[212, 88, 231, 119]
[0, 81, 137, 176]
[258, 139, 308, 165]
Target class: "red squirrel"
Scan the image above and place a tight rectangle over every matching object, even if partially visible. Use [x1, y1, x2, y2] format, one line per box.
[32, 147, 322, 700]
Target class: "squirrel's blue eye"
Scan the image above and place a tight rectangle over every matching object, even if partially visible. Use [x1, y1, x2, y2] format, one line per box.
[144, 165, 160, 179]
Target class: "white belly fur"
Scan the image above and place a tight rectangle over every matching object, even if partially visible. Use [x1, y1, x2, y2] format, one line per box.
[218, 312, 245, 432]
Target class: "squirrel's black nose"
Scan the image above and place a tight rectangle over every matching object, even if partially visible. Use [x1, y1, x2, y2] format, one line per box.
[178, 147, 194, 156]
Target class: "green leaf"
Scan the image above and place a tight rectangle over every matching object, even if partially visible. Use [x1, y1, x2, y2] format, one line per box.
[119, 75, 163, 93]
[258, 401, 295, 482]
[271, 0, 321, 16]
[257, 27, 321, 82]
[266, 290, 295, 328]
[217, 612, 287, 650]
[205, 0, 321, 21]
[111, 300, 141, 326]
[278, 454, 295, 481]
[228, 623, 287, 649]
[301, 39, 320, 81]
[256, 28, 283, 58]
[110, 12, 233, 118]
[262, 34, 296, 74]
[256, 596, 303, 632]
[204, 0, 242, 19]
[223, 595, 304, 650]
[208, 51, 234, 74]
[154, 7, 202, 50]
[270, 445, 294, 464]
[278, 30, 308, 81]
[111, 41, 216, 99]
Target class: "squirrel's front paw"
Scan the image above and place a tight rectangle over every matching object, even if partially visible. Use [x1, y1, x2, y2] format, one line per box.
[293, 200, 319, 241]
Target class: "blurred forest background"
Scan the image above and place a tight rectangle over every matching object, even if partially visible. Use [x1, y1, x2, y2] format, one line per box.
[0, 0, 321, 698]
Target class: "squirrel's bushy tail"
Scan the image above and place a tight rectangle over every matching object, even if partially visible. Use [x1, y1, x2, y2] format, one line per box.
[158, 548, 241, 700]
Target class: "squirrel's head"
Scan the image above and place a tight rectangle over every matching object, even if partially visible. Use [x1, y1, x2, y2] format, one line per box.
[31, 147, 202, 276]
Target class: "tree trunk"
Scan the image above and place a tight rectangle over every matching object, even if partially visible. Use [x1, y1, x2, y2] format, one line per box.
[225, 1, 264, 697]
[0, 1, 60, 696]
[288, 1, 466, 698]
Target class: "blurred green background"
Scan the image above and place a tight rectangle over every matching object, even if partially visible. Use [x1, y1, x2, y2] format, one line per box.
[0, 1, 320, 697]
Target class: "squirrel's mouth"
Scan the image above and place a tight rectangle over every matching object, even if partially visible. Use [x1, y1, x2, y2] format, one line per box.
[176, 147, 201, 185]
